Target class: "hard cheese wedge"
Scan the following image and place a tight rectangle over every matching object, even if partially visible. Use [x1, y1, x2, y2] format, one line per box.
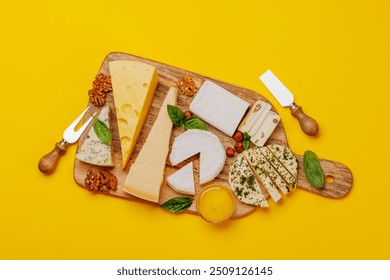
[238, 100, 269, 134]
[109, 60, 158, 169]
[122, 87, 177, 202]
[76, 105, 114, 166]
[167, 162, 195, 195]
[229, 154, 269, 207]
[169, 129, 226, 185]
[189, 81, 249, 137]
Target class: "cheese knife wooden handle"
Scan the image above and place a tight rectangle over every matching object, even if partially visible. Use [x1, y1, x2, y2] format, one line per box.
[290, 103, 319, 136]
[38, 140, 68, 175]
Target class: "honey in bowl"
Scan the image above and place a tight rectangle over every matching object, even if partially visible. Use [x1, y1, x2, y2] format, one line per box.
[197, 183, 236, 223]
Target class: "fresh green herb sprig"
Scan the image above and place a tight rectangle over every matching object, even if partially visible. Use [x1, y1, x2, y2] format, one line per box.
[303, 150, 325, 189]
[161, 197, 193, 213]
[93, 118, 112, 145]
[243, 132, 251, 150]
[167, 105, 207, 130]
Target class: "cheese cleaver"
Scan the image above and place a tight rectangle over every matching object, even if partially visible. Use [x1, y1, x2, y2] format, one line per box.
[260, 69, 319, 136]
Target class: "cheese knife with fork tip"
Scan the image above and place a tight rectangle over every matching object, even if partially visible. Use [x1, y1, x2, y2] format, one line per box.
[38, 106, 96, 175]
[260, 69, 319, 136]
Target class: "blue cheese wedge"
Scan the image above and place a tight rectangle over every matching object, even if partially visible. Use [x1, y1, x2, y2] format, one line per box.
[228, 154, 269, 207]
[167, 162, 195, 195]
[267, 144, 298, 180]
[243, 149, 282, 203]
[76, 105, 114, 166]
[260, 146, 296, 188]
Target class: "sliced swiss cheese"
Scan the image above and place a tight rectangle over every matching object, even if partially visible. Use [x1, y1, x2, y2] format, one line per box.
[247, 102, 271, 137]
[189, 81, 249, 136]
[251, 111, 280, 147]
[167, 162, 195, 195]
[76, 105, 114, 166]
[121, 87, 177, 202]
[228, 154, 269, 207]
[109, 60, 158, 169]
[169, 129, 226, 185]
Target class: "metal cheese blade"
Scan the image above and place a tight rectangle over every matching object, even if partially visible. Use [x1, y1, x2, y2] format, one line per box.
[259, 70, 294, 107]
[63, 106, 96, 144]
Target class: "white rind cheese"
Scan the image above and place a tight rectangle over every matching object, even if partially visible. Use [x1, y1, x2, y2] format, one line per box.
[228, 154, 269, 207]
[169, 129, 226, 185]
[243, 149, 282, 203]
[122, 87, 177, 202]
[189, 81, 249, 136]
[251, 111, 280, 147]
[76, 105, 114, 166]
[167, 162, 195, 195]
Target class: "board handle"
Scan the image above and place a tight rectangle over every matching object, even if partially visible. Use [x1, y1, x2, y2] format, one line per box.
[295, 154, 353, 198]
[38, 140, 69, 175]
[290, 103, 319, 136]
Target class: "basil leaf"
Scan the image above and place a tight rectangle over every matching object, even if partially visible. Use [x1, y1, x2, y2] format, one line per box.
[180, 117, 208, 130]
[244, 132, 251, 141]
[93, 119, 111, 145]
[303, 150, 325, 189]
[243, 140, 250, 150]
[160, 197, 193, 213]
[167, 105, 185, 126]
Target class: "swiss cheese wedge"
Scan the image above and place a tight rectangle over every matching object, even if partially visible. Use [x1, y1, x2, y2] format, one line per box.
[109, 60, 158, 169]
[122, 87, 178, 202]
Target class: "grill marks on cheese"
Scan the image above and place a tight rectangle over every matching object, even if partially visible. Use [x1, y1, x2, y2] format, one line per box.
[109, 60, 158, 169]
[121, 87, 178, 202]
[228, 144, 298, 206]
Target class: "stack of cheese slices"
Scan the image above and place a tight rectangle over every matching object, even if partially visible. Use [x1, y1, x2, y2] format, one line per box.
[229, 144, 298, 207]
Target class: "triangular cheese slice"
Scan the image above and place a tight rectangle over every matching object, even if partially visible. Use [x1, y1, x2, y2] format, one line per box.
[109, 60, 159, 169]
[76, 105, 114, 166]
[167, 162, 195, 195]
[122, 87, 177, 202]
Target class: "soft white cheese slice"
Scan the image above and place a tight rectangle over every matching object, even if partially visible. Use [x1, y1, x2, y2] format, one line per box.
[167, 162, 195, 195]
[76, 105, 114, 166]
[247, 102, 271, 137]
[189, 81, 249, 136]
[251, 111, 280, 147]
[169, 129, 226, 185]
[238, 100, 269, 134]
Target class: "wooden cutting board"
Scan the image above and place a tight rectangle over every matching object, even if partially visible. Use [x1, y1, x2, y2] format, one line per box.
[73, 52, 353, 219]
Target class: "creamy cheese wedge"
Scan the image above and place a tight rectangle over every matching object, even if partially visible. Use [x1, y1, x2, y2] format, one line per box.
[76, 105, 114, 166]
[167, 162, 195, 195]
[229, 154, 269, 207]
[169, 129, 226, 185]
[109, 60, 158, 169]
[189, 81, 249, 137]
[267, 144, 298, 180]
[121, 87, 177, 202]
[243, 149, 282, 203]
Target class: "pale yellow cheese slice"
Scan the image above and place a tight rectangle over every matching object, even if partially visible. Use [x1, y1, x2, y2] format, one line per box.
[109, 60, 158, 169]
[122, 87, 178, 202]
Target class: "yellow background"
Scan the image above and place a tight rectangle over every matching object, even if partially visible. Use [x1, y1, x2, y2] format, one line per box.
[1, 0, 389, 260]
